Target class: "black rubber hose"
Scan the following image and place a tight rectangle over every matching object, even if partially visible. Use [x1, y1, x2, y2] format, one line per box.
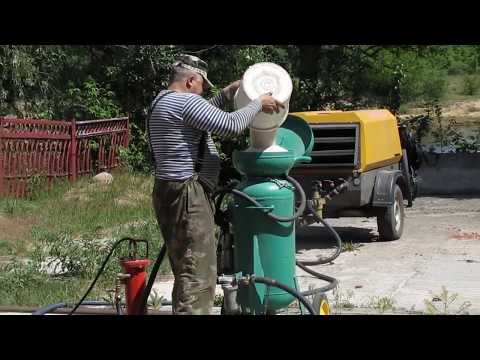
[297, 200, 342, 266]
[34, 301, 112, 315]
[214, 179, 342, 305]
[251, 276, 316, 315]
[293, 200, 342, 296]
[68, 238, 133, 315]
[296, 261, 339, 295]
[115, 300, 124, 315]
[230, 175, 306, 223]
[140, 243, 167, 312]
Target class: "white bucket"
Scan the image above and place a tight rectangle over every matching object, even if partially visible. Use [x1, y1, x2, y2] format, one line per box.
[246, 128, 287, 152]
[234, 62, 293, 151]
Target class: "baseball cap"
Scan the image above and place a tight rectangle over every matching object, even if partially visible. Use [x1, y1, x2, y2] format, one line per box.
[172, 54, 214, 90]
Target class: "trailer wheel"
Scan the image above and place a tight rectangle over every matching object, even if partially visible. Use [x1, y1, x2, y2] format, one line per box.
[377, 184, 404, 241]
[313, 293, 330, 315]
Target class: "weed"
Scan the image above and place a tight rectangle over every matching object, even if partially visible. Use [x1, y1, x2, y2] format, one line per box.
[148, 289, 166, 311]
[332, 287, 355, 314]
[342, 242, 363, 252]
[2, 198, 18, 215]
[26, 171, 49, 200]
[367, 296, 396, 313]
[214, 294, 224, 307]
[423, 286, 471, 315]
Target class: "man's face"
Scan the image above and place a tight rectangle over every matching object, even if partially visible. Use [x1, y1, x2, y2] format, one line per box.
[186, 73, 204, 95]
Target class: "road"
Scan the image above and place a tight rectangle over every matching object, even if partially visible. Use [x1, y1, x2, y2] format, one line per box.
[296, 196, 480, 314]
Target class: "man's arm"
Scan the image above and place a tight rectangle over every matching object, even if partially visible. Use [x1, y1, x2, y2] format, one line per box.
[183, 94, 262, 138]
[207, 80, 241, 110]
[208, 92, 227, 109]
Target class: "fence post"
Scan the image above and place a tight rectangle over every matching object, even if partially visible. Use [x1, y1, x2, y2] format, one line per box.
[68, 116, 77, 182]
[0, 117, 4, 195]
[125, 117, 129, 148]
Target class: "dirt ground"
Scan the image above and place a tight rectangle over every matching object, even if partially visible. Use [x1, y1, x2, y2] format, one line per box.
[2, 195, 479, 315]
[296, 196, 480, 314]
[407, 99, 480, 125]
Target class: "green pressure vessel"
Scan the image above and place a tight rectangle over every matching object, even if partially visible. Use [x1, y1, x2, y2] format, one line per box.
[231, 176, 297, 314]
[230, 115, 314, 314]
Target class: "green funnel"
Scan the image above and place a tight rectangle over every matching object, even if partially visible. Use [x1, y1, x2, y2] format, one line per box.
[275, 115, 314, 164]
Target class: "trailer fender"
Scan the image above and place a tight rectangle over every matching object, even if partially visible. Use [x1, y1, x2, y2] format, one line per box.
[372, 170, 405, 207]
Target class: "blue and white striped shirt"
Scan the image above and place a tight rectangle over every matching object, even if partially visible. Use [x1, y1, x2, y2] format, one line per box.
[149, 90, 262, 189]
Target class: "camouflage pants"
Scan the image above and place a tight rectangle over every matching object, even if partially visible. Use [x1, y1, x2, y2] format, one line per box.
[152, 176, 217, 315]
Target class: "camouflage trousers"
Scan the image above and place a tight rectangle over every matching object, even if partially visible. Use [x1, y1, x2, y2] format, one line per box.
[152, 175, 217, 315]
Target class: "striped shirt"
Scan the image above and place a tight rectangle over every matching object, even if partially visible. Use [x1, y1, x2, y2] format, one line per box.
[149, 90, 262, 189]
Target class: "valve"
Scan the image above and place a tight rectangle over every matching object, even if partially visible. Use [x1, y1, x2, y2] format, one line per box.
[311, 181, 326, 219]
[119, 239, 151, 315]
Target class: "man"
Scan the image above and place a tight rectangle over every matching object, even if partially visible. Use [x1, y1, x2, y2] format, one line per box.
[149, 54, 283, 315]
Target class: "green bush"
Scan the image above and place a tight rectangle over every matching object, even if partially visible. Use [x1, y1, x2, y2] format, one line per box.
[62, 77, 123, 120]
[119, 123, 154, 174]
[421, 70, 447, 101]
[462, 74, 480, 95]
[447, 61, 471, 75]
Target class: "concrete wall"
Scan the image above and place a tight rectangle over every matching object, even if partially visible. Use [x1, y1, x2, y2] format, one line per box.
[417, 153, 480, 195]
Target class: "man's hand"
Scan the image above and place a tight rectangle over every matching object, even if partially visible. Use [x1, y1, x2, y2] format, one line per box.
[258, 93, 285, 114]
[222, 80, 241, 101]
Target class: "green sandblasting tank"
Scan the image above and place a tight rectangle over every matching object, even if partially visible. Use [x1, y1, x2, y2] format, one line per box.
[230, 115, 313, 314]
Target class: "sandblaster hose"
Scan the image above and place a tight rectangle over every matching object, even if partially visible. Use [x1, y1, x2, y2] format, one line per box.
[297, 200, 342, 266]
[296, 261, 338, 295]
[140, 243, 168, 312]
[250, 276, 316, 315]
[33, 301, 112, 315]
[294, 200, 342, 295]
[68, 237, 160, 315]
[229, 175, 306, 223]
[68, 240, 169, 316]
[68, 238, 133, 315]
[214, 177, 342, 297]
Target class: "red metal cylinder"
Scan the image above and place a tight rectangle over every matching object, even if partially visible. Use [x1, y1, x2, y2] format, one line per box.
[120, 259, 151, 315]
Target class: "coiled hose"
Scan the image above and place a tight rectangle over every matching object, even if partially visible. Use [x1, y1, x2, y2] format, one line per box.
[215, 176, 342, 300]
[294, 201, 341, 295]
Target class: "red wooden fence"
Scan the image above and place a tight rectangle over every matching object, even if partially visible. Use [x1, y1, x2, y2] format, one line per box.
[0, 117, 129, 197]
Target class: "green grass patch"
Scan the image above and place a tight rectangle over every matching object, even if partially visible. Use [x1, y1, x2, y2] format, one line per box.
[0, 267, 109, 307]
[400, 74, 480, 114]
[0, 170, 171, 308]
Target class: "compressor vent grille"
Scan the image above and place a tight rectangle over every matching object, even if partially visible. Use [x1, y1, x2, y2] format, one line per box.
[308, 124, 359, 167]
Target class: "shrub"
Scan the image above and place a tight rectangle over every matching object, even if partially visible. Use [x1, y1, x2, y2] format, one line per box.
[462, 74, 480, 95]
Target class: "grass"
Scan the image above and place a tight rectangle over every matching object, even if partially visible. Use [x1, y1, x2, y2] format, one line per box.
[331, 287, 355, 314]
[0, 170, 170, 307]
[400, 74, 480, 113]
[423, 286, 471, 315]
[341, 242, 363, 253]
[367, 296, 395, 313]
[444, 74, 480, 100]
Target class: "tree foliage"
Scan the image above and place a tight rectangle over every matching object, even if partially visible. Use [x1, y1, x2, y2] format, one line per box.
[1, 45, 479, 170]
